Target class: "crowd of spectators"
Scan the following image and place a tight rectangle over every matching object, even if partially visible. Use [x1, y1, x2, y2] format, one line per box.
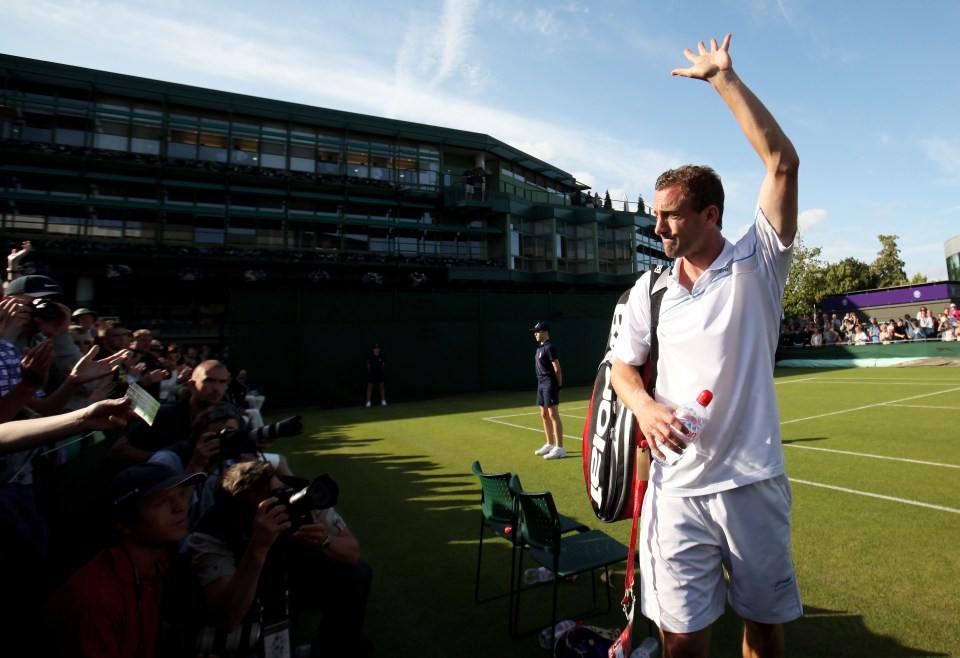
[780, 305, 960, 348]
[0, 241, 371, 657]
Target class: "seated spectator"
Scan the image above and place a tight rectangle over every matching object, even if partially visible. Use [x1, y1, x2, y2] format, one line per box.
[809, 326, 823, 347]
[940, 319, 956, 342]
[853, 325, 868, 345]
[891, 319, 908, 341]
[43, 462, 204, 658]
[867, 318, 881, 343]
[908, 320, 926, 341]
[879, 325, 892, 344]
[919, 308, 936, 338]
[822, 323, 837, 345]
[189, 461, 372, 657]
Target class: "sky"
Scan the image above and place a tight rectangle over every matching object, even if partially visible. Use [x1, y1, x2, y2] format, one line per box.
[2, 0, 959, 281]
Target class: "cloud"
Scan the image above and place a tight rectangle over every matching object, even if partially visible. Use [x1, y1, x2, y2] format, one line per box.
[920, 137, 960, 173]
[798, 208, 827, 231]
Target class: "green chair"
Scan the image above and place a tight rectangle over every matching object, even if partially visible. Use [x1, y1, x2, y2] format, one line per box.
[471, 461, 588, 632]
[472, 460, 519, 606]
[508, 474, 628, 638]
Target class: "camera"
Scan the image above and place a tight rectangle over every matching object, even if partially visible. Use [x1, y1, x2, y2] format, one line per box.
[31, 298, 64, 322]
[216, 415, 303, 461]
[269, 474, 339, 532]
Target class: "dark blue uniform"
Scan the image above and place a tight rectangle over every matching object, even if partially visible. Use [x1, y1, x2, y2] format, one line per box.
[535, 340, 560, 407]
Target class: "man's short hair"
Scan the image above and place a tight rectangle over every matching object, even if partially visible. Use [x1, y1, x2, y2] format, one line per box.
[655, 165, 725, 229]
[219, 460, 276, 500]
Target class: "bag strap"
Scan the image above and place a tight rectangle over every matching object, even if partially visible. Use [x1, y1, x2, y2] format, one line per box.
[610, 265, 670, 658]
[647, 264, 670, 395]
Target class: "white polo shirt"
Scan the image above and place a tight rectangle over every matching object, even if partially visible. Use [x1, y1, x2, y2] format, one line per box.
[614, 206, 793, 496]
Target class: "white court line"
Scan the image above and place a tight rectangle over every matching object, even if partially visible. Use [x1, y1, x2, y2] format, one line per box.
[886, 404, 957, 410]
[790, 478, 960, 514]
[783, 444, 958, 469]
[481, 416, 583, 441]
[780, 386, 960, 426]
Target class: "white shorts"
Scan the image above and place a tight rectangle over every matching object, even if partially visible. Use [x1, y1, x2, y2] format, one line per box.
[639, 474, 803, 633]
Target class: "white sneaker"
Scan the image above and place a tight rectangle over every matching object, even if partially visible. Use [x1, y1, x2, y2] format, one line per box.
[381, 400, 387, 406]
[365, 401, 372, 408]
[534, 443, 553, 456]
[544, 446, 567, 460]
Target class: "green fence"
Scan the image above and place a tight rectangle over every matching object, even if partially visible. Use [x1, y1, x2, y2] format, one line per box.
[228, 289, 622, 408]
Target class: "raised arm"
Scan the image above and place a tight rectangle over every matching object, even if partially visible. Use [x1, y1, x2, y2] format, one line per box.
[672, 34, 799, 244]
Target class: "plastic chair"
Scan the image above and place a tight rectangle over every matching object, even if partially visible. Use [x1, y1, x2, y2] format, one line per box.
[471, 460, 518, 606]
[508, 474, 628, 638]
[471, 461, 588, 631]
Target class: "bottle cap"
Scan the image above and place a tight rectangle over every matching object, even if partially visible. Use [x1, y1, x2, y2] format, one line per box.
[696, 390, 713, 406]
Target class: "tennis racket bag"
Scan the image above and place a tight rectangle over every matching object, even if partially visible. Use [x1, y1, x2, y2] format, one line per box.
[582, 267, 667, 523]
[582, 288, 648, 522]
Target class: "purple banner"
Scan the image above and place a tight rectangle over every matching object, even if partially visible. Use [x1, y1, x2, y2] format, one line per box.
[822, 282, 960, 312]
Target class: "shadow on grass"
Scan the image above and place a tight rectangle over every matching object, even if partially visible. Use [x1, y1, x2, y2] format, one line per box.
[782, 436, 831, 445]
[785, 606, 949, 657]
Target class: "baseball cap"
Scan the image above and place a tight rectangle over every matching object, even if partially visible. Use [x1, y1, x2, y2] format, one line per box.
[109, 462, 205, 509]
[530, 321, 550, 332]
[4, 275, 63, 298]
[72, 307, 98, 320]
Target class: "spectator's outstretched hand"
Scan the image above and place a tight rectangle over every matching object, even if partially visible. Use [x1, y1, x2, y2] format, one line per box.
[19, 339, 53, 389]
[0, 298, 32, 341]
[7, 241, 32, 270]
[672, 33, 733, 81]
[139, 368, 170, 387]
[77, 397, 136, 431]
[69, 345, 129, 385]
[85, 373, 119, 402]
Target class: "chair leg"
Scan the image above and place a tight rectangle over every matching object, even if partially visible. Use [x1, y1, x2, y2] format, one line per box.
[474, 521, 485, 603]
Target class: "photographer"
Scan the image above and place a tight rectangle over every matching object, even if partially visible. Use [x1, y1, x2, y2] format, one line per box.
[2, 274, 82, 395]
[148, 403, 296, 532]
[188, 461, 371, 658]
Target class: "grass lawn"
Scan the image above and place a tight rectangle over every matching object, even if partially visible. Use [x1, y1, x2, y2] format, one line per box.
[272, 367, 959, 657]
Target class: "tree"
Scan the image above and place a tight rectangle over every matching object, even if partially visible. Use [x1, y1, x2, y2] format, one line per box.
[823, 257, 875, 294]
[782, 235, 826, 319]
[910, 272, 928, 284]
[603, 190, 613, 209]
[870, 234, 908, 288]
[637, 193, 646, 213]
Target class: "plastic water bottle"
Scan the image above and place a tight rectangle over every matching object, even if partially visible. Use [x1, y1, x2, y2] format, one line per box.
[523, 566, 554, 585]
[538, 619, 576, 650]
[654, 389, 713, 467]
[628, 636, 659, 658]
[523, 568, 540, 585]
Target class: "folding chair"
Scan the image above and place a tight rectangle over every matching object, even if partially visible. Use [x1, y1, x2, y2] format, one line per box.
[508, 474, 628, 638]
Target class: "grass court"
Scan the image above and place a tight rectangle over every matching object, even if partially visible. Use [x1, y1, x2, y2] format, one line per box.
[275, 367, 960, 657]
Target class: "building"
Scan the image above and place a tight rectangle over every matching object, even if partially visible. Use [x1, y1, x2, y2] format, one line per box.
[945, 235, 960, 281]
[0, 54, 665, 343]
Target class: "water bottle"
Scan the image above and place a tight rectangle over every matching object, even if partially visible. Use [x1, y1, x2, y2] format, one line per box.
[523, 568, 540, 585]
[654, 390, 713, 467]
[628, 636, 659, 658]
[538, 619, 576, 650]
